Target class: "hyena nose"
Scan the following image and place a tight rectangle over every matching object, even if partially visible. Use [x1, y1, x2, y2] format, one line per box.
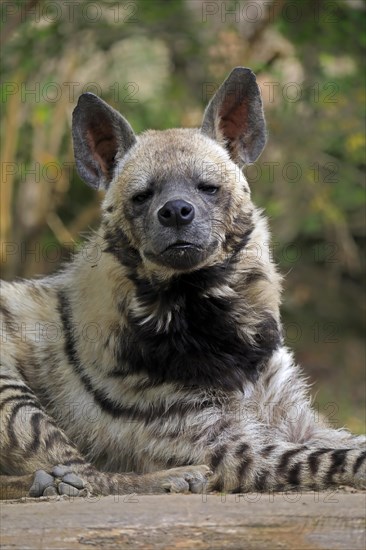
[158, 199, 195, 227]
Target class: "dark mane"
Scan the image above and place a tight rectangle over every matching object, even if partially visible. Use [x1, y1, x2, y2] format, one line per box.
[116, 263, 281, 390]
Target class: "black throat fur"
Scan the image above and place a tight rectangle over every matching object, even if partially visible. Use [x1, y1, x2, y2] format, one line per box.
[117, 263, 281, 391]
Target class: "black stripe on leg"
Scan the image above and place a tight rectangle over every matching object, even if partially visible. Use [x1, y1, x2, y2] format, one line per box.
[307, 448, 331, 476]
[0, 384, 33, 395]
[325, 449, 348, 484]
[210, 444, 227, 470]
[235, 442, 250, 457]
[211, 479, 224, 492]
[261, 444, 277, 458]
[25, 411, 44, 454]
[278, 446, 307, 475]
[235, 443, 253, 481]
[7, 400, 41, 449]
[353, 450, 366, 475]
[0, 394, 40, 412]
[254, 471, 269, 491]
[287, 462, 302, 486]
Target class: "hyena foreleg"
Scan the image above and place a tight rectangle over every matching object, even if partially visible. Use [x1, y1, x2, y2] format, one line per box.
[0, 369, 211, 499]
[257, 442, 366, 491]
[0, 367, 85, 498]
[207, 436, 366, 493]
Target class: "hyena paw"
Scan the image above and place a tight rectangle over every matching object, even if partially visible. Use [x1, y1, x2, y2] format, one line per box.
[29, 465, 88, 498]
[155, 465, 212, 494]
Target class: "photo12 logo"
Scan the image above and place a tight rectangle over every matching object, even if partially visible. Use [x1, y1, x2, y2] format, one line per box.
[201, 1, 340, 24]
[1, 2, 139, 25]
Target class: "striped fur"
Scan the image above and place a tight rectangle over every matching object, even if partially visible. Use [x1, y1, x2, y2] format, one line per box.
[0, 68, 365, 498]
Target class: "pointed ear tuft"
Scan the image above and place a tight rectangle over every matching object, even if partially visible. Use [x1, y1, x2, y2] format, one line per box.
[72, 93, 136, 189]
[201, 67, 267, 165]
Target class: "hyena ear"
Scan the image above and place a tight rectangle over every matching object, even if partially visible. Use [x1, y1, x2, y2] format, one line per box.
[201, 67, 266, 165]
[72, 93, 136, 189]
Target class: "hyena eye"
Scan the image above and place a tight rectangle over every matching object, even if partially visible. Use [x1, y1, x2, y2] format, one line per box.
[197, 183, 219, 195]
[132, 190, 154, 204]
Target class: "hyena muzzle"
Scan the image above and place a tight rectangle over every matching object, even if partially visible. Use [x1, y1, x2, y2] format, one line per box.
[0, 68, 365, 499]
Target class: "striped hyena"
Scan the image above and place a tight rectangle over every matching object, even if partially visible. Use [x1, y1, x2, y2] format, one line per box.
[1, 68, 365, 499]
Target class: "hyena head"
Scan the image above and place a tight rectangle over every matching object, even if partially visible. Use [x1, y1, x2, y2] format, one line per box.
[72, 68, 266, 277]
